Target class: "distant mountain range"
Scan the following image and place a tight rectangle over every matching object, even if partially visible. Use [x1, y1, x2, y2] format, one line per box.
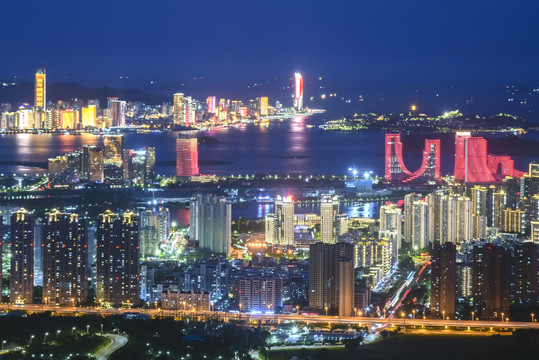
[0, 81, 170, 106]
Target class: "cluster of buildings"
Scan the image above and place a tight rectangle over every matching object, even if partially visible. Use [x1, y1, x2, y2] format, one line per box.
[385, 132, 525, 184]
[0, 193, 232, 308]
[0, 68, 132, 130]
[48, 134, 155, 187]
[0, 67, 307, 131]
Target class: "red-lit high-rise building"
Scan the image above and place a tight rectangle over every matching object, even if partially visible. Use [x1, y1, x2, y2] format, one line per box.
[176, 136, 199, 178]
[384, 134, 440, 183]
[294, 73, 303, 111]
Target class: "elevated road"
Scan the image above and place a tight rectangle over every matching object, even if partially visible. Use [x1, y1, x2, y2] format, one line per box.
[1, 304, 537, 330]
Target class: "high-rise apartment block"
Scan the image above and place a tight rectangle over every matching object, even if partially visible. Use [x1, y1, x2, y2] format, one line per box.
[431, 242, 456, 319]
[309, 242, 355, 317]
[189, 194, 231, 255]
[10, 209, 34, 304]
[42, 211, 88, 305]
[176, 136, 199, 177]
[96, 211, 140, 305]
[472, 244, 510, 320]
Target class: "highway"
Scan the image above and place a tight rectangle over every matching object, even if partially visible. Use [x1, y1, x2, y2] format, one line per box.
[1, 304, 538, 330]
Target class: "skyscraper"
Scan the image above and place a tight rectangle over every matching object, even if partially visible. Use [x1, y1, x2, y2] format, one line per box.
[431, 242, 456, 319]
[103, 135, 123, 184]
[320, 195, 340, 244]
[42, 211, 88, 305]
[206, 96, 216, 114]
[379, 204, 402, 256]
[35, 66, 46, 110]
[82, 145, 104, 182]
[294, 73, 303, 111]
[189, 194, 231, 255]
[235, 277, 283, 313]
[96, 211, 140, 305]
[259, 97, 269, 116]
[81, 105, 97, 128]
[513, 241, 538, 307]
[176, 136, 199, 178]
[472, 244, 510, 320]
[140, 208, 170, 259]
[273, 195, 295, 246]
[10, 209, 34, 304]
[309, 242, 354, 316]
[173, 93, 185, 125]
[470, 185, 488, 239]
[109, 100, 126, 127]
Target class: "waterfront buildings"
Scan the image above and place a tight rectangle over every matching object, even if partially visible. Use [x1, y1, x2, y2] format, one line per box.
[176, 136, 199, 178]
[96, 211, 140, 305]
[42, 210, 88, 305]
[104, 134, 123, 185]
[10, 209, 34, 304]
[189, 194, 231, 256]
[294, 73, 303, 111]
[431, 242, 456, 319]
[320, 195, 340, 244]
[109, 99, 126, 127]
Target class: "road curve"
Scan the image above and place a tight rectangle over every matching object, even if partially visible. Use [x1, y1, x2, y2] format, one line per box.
[95, 334, 128, 360]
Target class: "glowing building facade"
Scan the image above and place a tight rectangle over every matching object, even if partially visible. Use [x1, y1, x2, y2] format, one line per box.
[176, 136, 199, 177]
[294, 73, 303, 111]
[384, 134, 440, 183]
[35, 67, 46, 110]
[10, 209, 34, 304]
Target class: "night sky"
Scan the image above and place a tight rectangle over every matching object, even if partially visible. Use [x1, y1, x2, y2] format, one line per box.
[2, 1, 539, 106]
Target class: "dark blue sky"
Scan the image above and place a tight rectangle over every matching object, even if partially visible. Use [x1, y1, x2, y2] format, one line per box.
[2, 0, 539, 101]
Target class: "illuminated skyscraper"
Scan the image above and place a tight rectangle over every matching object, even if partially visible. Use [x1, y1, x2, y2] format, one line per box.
[81, 105, 97, 128]
[379, 203, 402, 258]
[10, 209, 34, 304]
[42, 211, 88, 306]
[309, 242, 354, 316]
[320, 195, 340, 244]
[173, 93, 185, 125]
[110, 100, 126, 127]
[439, 195, 472, 244]
[104, 135, 123, 184]
[431, 242, 456, 319]
[82, 145, 104, 182]
[206, 96, 216, 114]
[294, 73, 303, 111]
[96, 211, 140, 305]
[514, 241, 538, 307]
[491, 190, 507, 228]
[140, 208, 170, 259]
[274, 195, 295, 246]
[294, 72, 303, 111]
[472, 244, 510, 320]
[35, 66, 46, 110]
[470, 185, 488, 239]
[176, 136, 199, 177]
[189, 194, 231, 255]
[259, 97, 269, 116]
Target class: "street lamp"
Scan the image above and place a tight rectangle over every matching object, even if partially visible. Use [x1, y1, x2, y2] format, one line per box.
[44, 332, 49, 343]
[2, 340, 6, 351]
[471, 311, 475, 321]
[354, 308, 357, 317]
[412, 310, 416, 319]
[442, 310, 445, 320]
[87, 325, 90, 335]
[30, 335, 34, 344]
[296, 305, 299, 314]
[401, 312, 406, 334]
[325, 306, 328, 317]
[100, 324, 104, 334]
[501, 312, 504, 322]
[532, 313, 535, 323]
[57, 330, 61, 339]
[72, 327, 76, 336]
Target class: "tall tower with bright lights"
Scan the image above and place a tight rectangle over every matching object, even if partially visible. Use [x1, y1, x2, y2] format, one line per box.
[294, 72, 303, 111]
[35, 66, 46, 110]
